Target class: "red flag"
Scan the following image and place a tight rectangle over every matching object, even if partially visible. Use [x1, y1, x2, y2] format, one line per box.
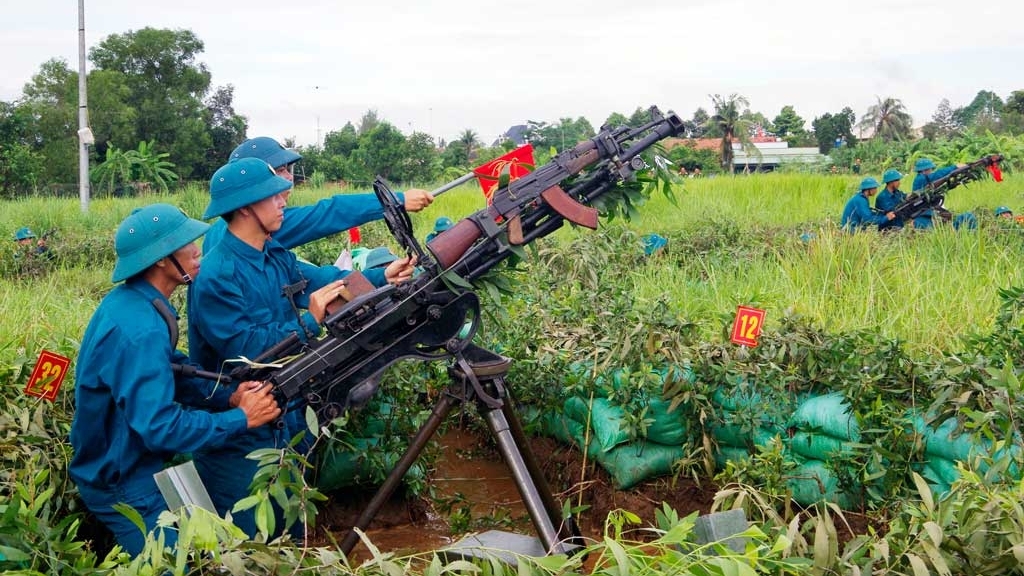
[348, 226, 361, 244]
[472, 144, 535, 204]
[988, 163, 1003, 182]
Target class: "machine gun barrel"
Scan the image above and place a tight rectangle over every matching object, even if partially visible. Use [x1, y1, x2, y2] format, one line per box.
[891, 154, 1003, 222]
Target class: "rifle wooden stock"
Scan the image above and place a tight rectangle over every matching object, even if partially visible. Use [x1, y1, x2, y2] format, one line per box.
[428, 218, 483, 269]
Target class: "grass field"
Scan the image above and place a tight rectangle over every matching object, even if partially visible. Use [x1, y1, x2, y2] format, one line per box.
[2, 171, 1022, 363]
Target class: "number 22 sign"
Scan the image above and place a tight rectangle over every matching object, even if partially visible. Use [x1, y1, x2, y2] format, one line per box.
[730, 306, 766, 347]
[24, 350, 71, 402]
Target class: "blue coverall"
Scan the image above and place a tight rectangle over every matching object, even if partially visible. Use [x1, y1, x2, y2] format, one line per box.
[841, 193, 890, 232]
[911, 167, 957, 229]
[186, 231, 385, 538]
[70, 278, 249, 555]
[874, 188, 907, 230]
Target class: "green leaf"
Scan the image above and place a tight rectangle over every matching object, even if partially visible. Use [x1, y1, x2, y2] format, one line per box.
[111, 502, 146, 537]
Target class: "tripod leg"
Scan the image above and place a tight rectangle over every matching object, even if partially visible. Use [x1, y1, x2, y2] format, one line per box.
[500, 398, 584, 548]
[482, 406, 571, 555]
[339, 391, 458, 556]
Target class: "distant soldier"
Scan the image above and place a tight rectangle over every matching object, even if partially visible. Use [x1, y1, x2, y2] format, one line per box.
[841, 177, 894, 232]
[13, 226, 48, 256]
[425, 216, 454, 243]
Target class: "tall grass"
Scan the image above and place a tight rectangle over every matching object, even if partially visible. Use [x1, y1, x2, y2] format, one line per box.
[2, 172, 1021, 362]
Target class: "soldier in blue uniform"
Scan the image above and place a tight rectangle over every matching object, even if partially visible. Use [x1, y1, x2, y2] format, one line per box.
[203, 137, 434, 254]
[69, 204, 280, 556]
[841, 177, 895, 232]
[425, 216, 454, 244]
[874, 169, 907, 231]
[187, 158, 416, 539]
[910, 157, 966, 229]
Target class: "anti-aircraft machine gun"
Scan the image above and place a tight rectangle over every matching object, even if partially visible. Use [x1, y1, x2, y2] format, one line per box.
[200, 107, 685, 556]
[889, 154, 1004, 223]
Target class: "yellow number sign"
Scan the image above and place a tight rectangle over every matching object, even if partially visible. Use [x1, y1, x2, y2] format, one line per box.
[24, 350, 71, 402]
[730, 306, 766, 347]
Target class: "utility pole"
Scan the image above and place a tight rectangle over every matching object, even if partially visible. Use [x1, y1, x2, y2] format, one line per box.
[77, 0, 93, 213]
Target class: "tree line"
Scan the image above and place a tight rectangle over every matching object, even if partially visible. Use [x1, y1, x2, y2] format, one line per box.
[1, 26, 1021, 197]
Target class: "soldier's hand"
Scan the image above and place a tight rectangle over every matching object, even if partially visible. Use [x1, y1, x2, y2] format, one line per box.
[309, 279, 352, 323]
[886, 212, 896, 221]
[229, 379, 266, 407]
[403, 189, 434, 212]
[236, 381, 281, 428]
[385, 255, 417, 284]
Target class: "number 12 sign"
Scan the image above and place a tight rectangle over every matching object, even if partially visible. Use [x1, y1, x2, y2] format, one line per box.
[730, 306, 766, 347]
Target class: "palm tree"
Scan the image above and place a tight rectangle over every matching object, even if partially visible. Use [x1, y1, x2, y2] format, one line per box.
[457, 129, 481, 162]
[707, 93, 752, 173]
[859, 96, 914, 142]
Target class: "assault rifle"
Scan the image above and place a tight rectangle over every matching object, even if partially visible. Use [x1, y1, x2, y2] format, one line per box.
[889, 154, 1004, 223]
[180, 106, 684, 555]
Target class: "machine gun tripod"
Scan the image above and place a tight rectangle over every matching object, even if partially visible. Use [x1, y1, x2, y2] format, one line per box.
[338, 342, 583, 558]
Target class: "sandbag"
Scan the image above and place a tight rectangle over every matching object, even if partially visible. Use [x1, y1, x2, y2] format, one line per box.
[710, 418, 780, 450]
[788, 431, 854, 460]
[314, 436, 423, 492]
[564, 396, 630, 452]
[788, 459, 859, 509]
[590, 441, 688, 490]
[789, 392, 861, 441]
[919, 417, 975, 462]
[563, 395, 690, 452]
[921, 455, 961, 488]
[714, 446, 753, 470]
[711, 378, 765, 412]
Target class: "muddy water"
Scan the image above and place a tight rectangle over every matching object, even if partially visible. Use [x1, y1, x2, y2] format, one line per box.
[342, 427, 532, 559]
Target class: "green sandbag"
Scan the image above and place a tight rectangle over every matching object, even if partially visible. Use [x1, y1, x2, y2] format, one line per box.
[788, 431, 854, 460]
[564, 396, 629, 452]
[788, 459, 859, 509]
[642, 398, 690, 447]
[714, 446, 753, 470]
[536, 409, 578, 446]
[711, 378, 764, 412]
[314, 436, 423, 492]
[922, 456, 961, 488]
[789, 392, 861, 442]
[920, 417, 975, 462]
[564, 396, 690, 451]
[913, 414, 1022, 478]
[710, 419, 780, 449]
[590, 441, 688, 490]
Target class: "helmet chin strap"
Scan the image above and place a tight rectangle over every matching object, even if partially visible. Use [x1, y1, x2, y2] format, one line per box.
[167, 254, 193, 285]
[247, 206, 274, 239]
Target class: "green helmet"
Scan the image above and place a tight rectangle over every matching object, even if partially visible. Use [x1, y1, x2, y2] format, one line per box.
[203, 158, 292, 219]
[364, 247, 399, 270]
[882, 169, 902, 184]
[112, 204, 209, 282]
[14, 227, 36, 241]
[433, 217, 454, 233]
[230, 137, 302, 169]
[859, 177, 880, 191]
[996, 206, 1013, 217]
[914, 158, 936, 172]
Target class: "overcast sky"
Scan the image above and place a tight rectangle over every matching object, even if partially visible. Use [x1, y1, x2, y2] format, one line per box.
[2, 0, 1021, 147]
